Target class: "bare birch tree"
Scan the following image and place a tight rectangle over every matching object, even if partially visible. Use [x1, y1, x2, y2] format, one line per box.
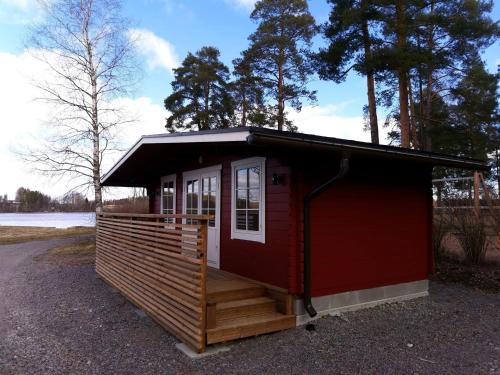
[24, 0, 138, 212]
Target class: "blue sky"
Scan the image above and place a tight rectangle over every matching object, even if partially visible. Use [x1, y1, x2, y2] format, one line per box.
[0, 0, 498, 199]
[0, 0, 498, 118]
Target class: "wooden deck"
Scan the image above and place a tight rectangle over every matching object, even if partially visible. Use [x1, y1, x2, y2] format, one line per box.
[206, 268, 296, 344]
[95, 212, 295, 352]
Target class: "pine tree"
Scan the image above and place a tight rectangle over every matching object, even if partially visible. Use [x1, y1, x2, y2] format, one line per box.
[315, 0, 382, 144]
[243, 0, 317, 131]
[413, 0, 499, 151]
[230, 56, 271, 127]
[448, 57, 498, 161]
[164, 47, 233, 132]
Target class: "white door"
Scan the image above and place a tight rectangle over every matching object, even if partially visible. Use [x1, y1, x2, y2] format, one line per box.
[183, 166, 221, 268]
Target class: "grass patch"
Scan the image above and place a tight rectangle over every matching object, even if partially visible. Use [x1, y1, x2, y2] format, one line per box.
[34, 240, 96, 266]
[0, 226, 95, 245]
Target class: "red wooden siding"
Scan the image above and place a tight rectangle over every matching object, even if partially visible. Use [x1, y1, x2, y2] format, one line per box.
[149, 154, 293, 290]
[148, 150, 433, 297]
[219, 158, 291, 289]
[297, 160, 433, 297]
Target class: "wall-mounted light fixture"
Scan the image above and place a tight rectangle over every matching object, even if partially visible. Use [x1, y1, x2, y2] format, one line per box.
[272, 173, 285, 186]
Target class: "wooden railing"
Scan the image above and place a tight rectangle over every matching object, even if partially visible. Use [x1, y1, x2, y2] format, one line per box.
[95, 212, 210, 353]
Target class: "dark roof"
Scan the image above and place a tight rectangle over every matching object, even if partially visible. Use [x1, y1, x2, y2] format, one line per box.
[246, 127, 489, 170]
[101, 127, 488, 186]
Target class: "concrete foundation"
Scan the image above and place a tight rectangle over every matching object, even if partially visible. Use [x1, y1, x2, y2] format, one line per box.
[295, 279, 429, 325]
[175, 343, 230, 359]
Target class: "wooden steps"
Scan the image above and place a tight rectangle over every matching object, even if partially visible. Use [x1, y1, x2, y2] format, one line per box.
[207, 313, 295, 345]
[208, 283, 267, 303]
[216, 296, 277, 321]
[206, 270, 296, 345]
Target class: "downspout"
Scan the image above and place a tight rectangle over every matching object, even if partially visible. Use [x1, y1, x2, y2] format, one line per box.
[303, 155, 350, 317]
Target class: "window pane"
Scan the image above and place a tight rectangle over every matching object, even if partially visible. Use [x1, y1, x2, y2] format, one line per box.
[209, 192, 216, 209]
[187, 179, 198, 212]
[210, 177, 216, 191]
[167, 195, 174, 210]
[202, 191, 209, 209]
[237, 168, 247, 189]
[236, 189, 247, 209]
[249, 167, 260, 188]
[208, 208, 216, 227]
[248, 189, 259, 209]
[247, 210, 259, 231]
[192, 192, 198, 209]
[236, 210, 247, 230]
[202, 177, 210, 192]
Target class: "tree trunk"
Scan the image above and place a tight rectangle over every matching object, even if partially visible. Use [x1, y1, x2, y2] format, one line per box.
[496, 149, 500, 193]
[203, 81, 210, 130]
[424, 1, 435, 152]
[242, 91, 247, 127]
[91, 75, 102, 213]
[277, 57, 285, 131]
[417, 42, 427, 150]
[408, 73, 420, 149]
[84, 12, 102, 213]
[361, 15, 379, 144]
[396, 0, 410, 148]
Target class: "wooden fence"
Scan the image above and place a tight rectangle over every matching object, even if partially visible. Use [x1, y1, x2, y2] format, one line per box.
[95, 212, 210, 353]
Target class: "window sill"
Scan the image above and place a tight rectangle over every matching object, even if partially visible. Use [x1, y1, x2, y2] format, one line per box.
[230, 230, 265, 244]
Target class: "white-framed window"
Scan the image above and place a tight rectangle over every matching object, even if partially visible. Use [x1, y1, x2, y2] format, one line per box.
[160, 174, 176, 222]
[231, 157, 266, 243]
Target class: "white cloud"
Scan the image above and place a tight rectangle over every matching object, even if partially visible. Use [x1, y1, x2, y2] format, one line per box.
[0, 0, 33, 10]
[290, 104, 389, 143]
[0, 0, 44, 24]
[128, 28, 179, 72]
[224, 0, 256, 11]
[0, 50, 168, 200]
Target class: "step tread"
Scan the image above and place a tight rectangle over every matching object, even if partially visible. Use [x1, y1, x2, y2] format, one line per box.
[216, 296, 275, 311]
[207, 284, 266, 303]
[207, 312, 296, 344]
[208, 312, 295, 331]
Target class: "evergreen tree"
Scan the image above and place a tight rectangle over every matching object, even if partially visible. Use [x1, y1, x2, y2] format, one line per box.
[315, 0, 382, 144]
[164, 47, 233, 132]
[448, 57, 498, 161]
[412, 0, 498, 151]
[243, 0, 317, 131]
[230, 56, 271, 127]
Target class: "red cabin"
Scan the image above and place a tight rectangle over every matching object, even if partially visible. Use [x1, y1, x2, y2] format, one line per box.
[99, 127, 486, 350]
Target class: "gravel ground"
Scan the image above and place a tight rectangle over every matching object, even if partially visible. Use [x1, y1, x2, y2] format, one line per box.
[0, 237, 499, 375]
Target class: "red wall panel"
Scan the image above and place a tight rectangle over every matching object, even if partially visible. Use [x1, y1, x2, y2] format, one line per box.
[219, 158, 292, 289]
[147, 149, 433, 296]
[300, 161, 433, 297]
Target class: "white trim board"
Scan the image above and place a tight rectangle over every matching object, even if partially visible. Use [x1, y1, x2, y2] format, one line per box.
[101, 131, 249, 184]
[160, 174, 176, 214]
[182, 164, 222, 269]
[230, 157, 266, 244]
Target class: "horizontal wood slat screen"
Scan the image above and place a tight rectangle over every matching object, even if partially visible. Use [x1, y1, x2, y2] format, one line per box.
[96, 212, 210, 353]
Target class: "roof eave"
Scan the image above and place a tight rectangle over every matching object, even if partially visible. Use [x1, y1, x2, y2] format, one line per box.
[246, 129, 489, 171]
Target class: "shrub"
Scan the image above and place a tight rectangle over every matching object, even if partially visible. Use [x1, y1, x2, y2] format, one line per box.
[433, 219, 448, 263]
[453, 213, 487, 265]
